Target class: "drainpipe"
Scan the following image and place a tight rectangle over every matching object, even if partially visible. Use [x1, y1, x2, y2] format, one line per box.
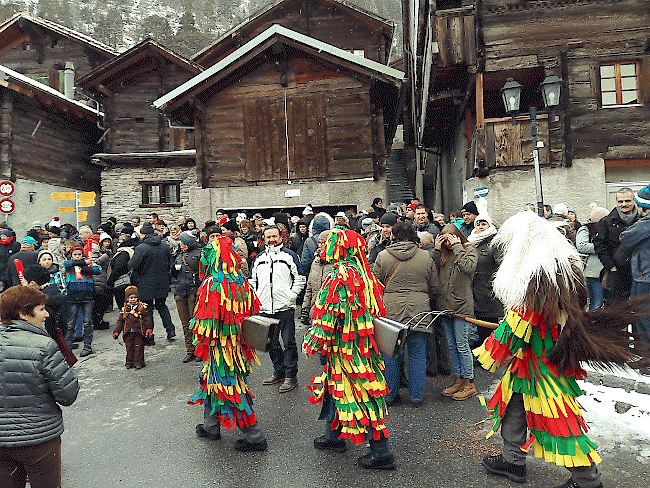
[64, 62, 74, 99]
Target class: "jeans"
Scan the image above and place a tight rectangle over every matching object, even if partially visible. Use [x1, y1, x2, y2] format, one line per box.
[0, 437, 61, 488]
[262, 309, 298, 379]
[144, 297, 175, 338]
[441, 315, 474, 380]
[66, 300, 94, 349]
[586, 277, 604, 310]
[323, 392, 391, 457]
[175, 294, 196, 354]
[631, 281, 650, 346]
[384, 331, 427, 403]
[426, 319, 450, 375]
[501, 393, 601, 487]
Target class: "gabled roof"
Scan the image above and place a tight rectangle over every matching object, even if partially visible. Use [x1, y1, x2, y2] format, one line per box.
[77, 38, 203, 92]
[0, 64, 102, 123]
[192, 0, 394, 65]
[0, 12, 119, 57]
[154, 24, 404, 112]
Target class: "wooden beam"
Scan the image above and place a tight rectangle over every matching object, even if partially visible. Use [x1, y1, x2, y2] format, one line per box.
[455, 73, 476, 126]
[476, 72, 484, 130]
[418, 9, 435, 144]
[0, 90, 13, 181]
[96, 84, 113, 97]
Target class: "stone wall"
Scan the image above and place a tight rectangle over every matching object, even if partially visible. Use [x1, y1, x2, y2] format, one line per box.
[464, 158, 607, 225]
[188, 177, 387, 225]
[101, 165, 198, 225]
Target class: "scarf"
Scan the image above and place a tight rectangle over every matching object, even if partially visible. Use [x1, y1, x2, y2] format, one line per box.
[467, 224, 497, 244]
[617, 207, 638, 226]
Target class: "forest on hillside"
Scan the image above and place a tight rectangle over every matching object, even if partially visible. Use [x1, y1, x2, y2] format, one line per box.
[0, 0, 403, 58]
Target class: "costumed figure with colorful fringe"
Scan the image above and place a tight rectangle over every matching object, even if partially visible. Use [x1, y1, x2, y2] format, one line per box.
[476, 211, 649, 488]
[189, 235, 268, 452]
[303, 228, 396, 470]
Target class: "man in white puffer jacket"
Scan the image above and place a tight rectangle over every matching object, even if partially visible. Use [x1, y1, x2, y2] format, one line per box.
[249, 225, 305, 393]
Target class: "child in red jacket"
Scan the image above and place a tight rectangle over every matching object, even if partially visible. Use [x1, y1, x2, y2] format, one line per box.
[113, 286, 152, 369]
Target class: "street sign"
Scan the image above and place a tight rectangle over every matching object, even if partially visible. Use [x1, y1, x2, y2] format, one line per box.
[51, 191, 75, 200]
[77, 191, 96, 207]
[0, 198, 14, 214]
[0, 181, 14, 197]
[58, 207, 75, 213]
[473, 186, 489, 198]
[78, 211, 88, 222]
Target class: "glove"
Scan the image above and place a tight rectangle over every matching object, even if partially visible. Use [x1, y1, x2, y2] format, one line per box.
[145, 329, 152, 338]
[113, 331, 119, 340]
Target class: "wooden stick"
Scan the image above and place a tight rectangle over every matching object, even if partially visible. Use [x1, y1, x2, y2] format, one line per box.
[452, 314, 500, 330]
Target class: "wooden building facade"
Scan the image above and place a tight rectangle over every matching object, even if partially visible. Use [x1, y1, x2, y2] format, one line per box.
[407, 0, 650, 219]
[154, 25, 404, 218]
[0, 64, 104, 237]
[77, 39, 204, 224]
[0, 12, 117, 96]
[193, 0, 394, 68]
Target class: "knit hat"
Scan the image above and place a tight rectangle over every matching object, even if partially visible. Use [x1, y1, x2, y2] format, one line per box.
[380, 212, 398, 226]
[361, 217, 373, 230]
[69, 244, 84, 254]
[1, 229, 12, 238]
[32, 221, 42, 228]
[38, 249, 53, 263]
[553, 203, 568, 216]
[26, 229, 39, 241]
[634, 186, 650, 209]
[21, 236, 36, 246]
[179, 231, 195, 246]
[125, 285, 138, 298]
[48, 226, 61, 236]
[303, 204, 314, 216]
[589, 206, 609, 223]
[99, 232, 111, 243]
[460, 201, 479, 216]
[48, 217, 61, 228]
[407, 203, 418, 212]
[475, 213, 492, 226]
[335, 211, 347, 219]
[139, 223, 154, 235]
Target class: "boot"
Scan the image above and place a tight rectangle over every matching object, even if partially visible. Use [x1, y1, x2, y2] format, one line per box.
[442, 376, 462, 397]
[452, 379, 476, 401]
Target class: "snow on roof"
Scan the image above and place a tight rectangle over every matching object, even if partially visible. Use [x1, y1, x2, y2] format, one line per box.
[154, 24, 405, 111]
[0, 12, 119, 57]
[0, 64, 102, 119]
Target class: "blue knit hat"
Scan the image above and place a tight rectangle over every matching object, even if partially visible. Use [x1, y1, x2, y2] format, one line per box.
[635, 186, 650, 209]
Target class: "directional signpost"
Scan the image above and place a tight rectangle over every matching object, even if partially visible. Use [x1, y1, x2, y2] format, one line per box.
[51, 191, 97, 227]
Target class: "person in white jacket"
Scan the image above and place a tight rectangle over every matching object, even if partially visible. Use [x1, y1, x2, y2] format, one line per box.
[249, 225, 305, 393]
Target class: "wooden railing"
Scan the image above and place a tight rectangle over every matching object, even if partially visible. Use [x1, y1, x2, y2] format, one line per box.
[435, 6, 476, 67]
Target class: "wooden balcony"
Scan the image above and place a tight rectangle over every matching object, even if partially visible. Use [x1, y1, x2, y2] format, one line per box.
[474, 114, 550, 169]
[435, 6, 477, 68]
[168, 128, 195, 151]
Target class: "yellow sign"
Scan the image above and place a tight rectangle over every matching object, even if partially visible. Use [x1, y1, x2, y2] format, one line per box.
[58, 207, 75, 213]
[78, 191, 96, 207]
[78, 211, 88, 222]
[51, 192, 75, 201]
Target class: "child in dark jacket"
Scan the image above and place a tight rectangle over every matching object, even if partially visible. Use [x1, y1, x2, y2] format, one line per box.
[63, 244, 101, 357]
[113, 286, 153, 369]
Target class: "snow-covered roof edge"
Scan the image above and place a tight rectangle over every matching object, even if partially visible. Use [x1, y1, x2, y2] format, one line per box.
[154, 24, 404, 111]
[0, 64, 103, 118]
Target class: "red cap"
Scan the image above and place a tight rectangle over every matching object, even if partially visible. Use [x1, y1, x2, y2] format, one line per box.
[408, 203, 418, 211]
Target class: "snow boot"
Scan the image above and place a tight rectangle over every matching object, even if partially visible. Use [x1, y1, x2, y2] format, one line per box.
[442, 376, 462, 397]
[452, 379, 476, 401]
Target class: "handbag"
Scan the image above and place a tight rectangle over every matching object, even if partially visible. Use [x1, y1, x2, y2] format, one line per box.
[242, 315, 280, 352]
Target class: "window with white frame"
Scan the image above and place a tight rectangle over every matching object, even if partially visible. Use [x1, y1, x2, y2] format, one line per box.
[600, 62, 639, 107]
[140, 181, 181, 207]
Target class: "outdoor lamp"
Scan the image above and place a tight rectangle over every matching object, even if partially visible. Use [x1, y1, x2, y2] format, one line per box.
[501, 78, 522, 114]
[541, 74, 562, 108]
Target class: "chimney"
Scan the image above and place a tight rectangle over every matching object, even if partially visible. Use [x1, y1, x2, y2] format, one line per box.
[64, 62, 74, 98]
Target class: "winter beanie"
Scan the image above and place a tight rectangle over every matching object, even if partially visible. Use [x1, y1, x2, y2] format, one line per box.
[125, 285, 138, 298]
[634, 186, 650, 209]
[460, 201, 479, 216]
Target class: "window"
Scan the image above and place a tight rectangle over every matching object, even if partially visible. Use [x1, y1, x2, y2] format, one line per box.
[140, 181, 182, 207]
[600, 62, 639, 107]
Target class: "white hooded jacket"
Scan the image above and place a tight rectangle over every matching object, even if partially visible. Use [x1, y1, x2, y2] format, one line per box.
[249, 244, 305, 313]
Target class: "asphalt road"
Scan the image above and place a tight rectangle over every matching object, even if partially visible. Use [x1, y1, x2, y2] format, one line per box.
[59, 299, 649, 488]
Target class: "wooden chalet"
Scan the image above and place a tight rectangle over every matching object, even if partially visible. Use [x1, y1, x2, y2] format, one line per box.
[192, 0, 395, 68]
[76, 38, 204, 224]
[0, 12, 117, 97]
[404, 0, 650, 219]
[0, 64, 104, 237]
[154, 25, 404, 219]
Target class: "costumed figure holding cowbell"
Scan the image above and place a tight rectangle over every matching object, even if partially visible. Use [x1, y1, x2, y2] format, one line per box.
[475, 211, 649, 488]
[189, 235, 267, 451]
[303, 228, 396, 469]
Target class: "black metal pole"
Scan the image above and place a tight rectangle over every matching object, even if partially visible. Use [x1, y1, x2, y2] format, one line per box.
[530, 106, 544, 217]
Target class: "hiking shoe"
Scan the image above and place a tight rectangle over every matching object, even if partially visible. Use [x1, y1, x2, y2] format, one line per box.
[196, 424, 221, 441]
[452, 379, 477, 401]
[442, 376, 463, 397]
[358, 452, 396, 470]
[234, 438, 268, 452]
[279, 377, 298, 393]
[79, 347, 93, 357]
[182, 353, 195, 363]
[262, 375, 284, 386]
[482, 454, 526, 483]
[314, 435, 347, 453]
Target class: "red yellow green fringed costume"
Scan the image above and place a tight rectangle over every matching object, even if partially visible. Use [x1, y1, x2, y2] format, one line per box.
[474, 308, 601, 467]
[188, 235, 262, 430]
[302, 228, 390, 445]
